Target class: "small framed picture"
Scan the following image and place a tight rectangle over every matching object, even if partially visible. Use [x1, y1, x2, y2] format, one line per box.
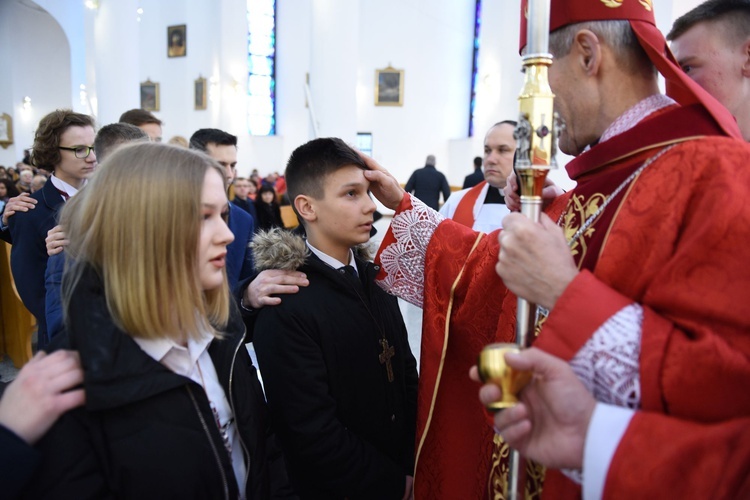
[140, 79, 160, 112]
[167, 24, 187, 58]
[375, 66, 404, 106]
[194, 76, 207, 110]
[0, 113, 13, 149]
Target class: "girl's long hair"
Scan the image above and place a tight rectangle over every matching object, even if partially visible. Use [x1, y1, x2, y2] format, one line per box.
[61, 142, 230, 341]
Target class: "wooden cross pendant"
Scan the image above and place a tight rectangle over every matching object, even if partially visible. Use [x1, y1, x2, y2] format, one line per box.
[379, 338, 395, 382]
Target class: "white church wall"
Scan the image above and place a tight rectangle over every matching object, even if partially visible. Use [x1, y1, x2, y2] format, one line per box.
[0, 0, 691, 189]
[356, 0, 476, 185]
[0, 0, 70, 167]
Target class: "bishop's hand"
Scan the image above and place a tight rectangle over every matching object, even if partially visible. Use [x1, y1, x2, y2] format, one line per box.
[360, 153, 406, 211]
[496, 212, 578, 310]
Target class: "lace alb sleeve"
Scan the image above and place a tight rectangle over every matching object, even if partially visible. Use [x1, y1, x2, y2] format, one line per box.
[376, 197, 444, 307]
[569, 303, 643, 409]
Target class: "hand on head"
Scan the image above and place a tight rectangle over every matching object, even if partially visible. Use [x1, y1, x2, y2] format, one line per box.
[46, 225, 69, 256]
[0, 350, 85, 445]
[359, 152, 406, 211]
[243, 269, 309, 309]
[2, 192, 37, 226]
[470, 347, 595, 470]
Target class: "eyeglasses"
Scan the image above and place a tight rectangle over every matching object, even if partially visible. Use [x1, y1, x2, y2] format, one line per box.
[59, 146, 95, 159]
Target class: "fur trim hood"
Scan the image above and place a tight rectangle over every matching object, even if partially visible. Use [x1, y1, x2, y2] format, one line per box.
[251, 228, 375, 272]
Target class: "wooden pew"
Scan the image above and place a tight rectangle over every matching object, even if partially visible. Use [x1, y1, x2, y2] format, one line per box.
[0, 241, 34, 368]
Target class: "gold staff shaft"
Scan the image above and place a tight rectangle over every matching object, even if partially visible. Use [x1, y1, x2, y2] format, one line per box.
[508, 0, 556, 497]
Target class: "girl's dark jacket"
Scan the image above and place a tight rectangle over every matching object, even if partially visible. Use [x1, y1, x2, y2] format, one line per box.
[24, 265, 295, 500]
[251, 229, 419, 500]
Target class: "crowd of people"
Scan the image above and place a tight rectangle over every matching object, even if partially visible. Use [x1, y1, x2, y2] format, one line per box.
[1, 0, 749, 498]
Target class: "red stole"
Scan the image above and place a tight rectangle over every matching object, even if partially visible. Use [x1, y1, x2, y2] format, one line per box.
[453, 181, 487, 228]
[560, 104, 725, 273]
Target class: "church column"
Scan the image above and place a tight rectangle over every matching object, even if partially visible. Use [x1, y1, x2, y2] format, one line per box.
[92, 0, 140, 124]
[308, 0, 359, 141]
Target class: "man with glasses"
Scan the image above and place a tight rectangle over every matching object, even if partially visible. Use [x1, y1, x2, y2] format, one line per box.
[8, 109, 97, 350]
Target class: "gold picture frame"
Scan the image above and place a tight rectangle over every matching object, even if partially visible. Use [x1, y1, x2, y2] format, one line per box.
[0, 113, 13, 149]
[167, 24, 187, 58]
[375, 66, 404, 106]
[195, 76, 207, 110]
[140, 79, 160, 112]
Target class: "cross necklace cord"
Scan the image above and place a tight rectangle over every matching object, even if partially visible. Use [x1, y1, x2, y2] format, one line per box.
[339, 265, 396, 383]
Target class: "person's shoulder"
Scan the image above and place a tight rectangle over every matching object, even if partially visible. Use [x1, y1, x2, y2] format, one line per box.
[229, 203, 253, 231]
[670, 136, 750, 170]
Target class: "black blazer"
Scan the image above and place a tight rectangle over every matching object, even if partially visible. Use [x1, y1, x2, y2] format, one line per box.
[254, 252, 418, 499]
[8, 178, 64, 347]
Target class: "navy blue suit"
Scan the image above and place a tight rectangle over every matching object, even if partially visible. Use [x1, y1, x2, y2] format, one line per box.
[404, 165, 451, 211]
[226, 203, 255, 292]
[8, 178, 64, 348]
[462, 168, 484, 189]
[232, 196, 258, 225]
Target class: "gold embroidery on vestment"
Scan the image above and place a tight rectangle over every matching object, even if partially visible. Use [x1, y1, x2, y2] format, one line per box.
[561, 192, 606, 265]
[489, 435, 546, 500]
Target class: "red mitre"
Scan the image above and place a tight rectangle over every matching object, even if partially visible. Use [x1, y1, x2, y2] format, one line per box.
[518, 0, 742, 139]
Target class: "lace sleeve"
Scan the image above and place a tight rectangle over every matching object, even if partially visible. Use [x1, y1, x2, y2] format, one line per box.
[561, 303, 643, 484]
[376, 197, 444, 307]
[569, 303, 644, 409]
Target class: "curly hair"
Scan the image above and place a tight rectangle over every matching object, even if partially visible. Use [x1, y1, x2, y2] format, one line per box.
[31, 110, 96, 171]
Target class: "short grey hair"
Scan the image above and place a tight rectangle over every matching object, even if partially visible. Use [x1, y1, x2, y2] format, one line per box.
[549, 20, 655, 76]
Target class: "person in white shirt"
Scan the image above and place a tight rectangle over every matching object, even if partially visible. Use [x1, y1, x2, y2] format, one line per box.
[439, 120, 516, 233]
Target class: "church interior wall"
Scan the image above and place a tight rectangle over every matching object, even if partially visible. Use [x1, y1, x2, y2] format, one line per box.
[0, 0, 72, 168]
[0, 0, 703, 191]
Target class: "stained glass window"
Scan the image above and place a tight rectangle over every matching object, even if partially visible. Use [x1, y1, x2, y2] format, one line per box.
[247, 0, 276, 135]
[468, 0, 482, 137]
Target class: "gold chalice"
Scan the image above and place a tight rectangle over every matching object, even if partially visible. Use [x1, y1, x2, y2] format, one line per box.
[478, 343, 532, 411]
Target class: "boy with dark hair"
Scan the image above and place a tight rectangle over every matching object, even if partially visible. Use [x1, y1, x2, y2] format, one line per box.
[252, 137, 418, 500]
[118, 109, 162, 142]
[93, 122, 149, 163]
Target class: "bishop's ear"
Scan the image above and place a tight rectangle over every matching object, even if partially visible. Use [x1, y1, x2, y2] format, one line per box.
[742, 37, 750, 78]
[294, 194, 317, 223]
[573, 29, 602, 76]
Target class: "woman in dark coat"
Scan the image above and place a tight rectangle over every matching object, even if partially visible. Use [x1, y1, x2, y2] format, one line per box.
[25, 143, 294, 499]
[254, 185, 284, 231]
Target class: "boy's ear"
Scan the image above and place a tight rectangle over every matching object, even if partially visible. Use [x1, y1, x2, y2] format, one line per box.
[294, 194, 317, 223]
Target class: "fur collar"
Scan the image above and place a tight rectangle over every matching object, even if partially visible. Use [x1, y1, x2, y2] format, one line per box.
[251, 228, 374, 271]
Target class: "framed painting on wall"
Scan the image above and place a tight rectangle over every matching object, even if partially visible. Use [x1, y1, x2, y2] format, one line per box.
[0, 113, 12, 149]
[195, 76, 207, 110]
[168, 24, 187, 58]
[375, 66, 404, 106]
[140, 80, 160, 112]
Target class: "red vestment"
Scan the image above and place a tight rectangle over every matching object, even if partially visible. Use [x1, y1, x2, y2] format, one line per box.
[375, 104, 750, 499]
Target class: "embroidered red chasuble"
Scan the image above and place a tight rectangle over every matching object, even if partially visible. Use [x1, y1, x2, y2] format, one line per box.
[375, 103, 750, 499]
